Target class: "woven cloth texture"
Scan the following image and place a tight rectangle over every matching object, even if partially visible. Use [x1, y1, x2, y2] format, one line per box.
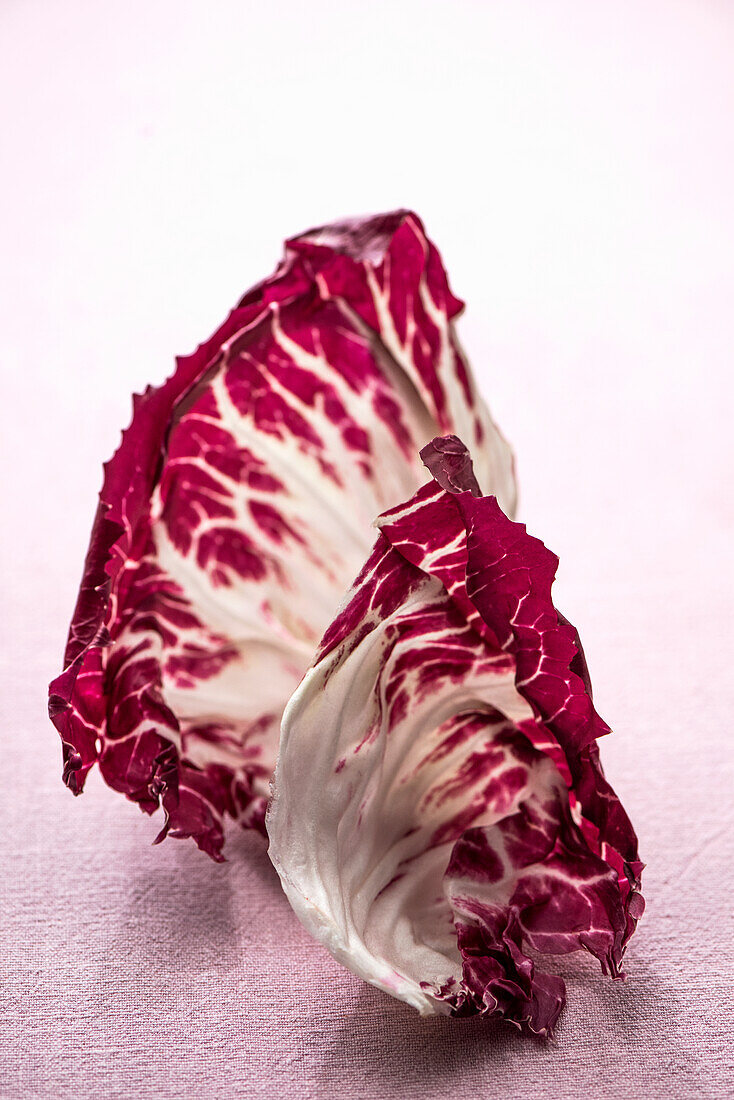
[2, 2, 733, 1097]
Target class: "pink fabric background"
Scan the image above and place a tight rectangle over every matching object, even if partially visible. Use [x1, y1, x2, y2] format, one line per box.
[2, 2, 733, 1096]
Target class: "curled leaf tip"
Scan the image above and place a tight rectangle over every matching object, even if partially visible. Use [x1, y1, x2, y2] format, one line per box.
[420, 434, 482, 496]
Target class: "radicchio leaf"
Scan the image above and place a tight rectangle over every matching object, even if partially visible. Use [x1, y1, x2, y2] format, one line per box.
[266, 435, 643, 1036]
[49, 212, 515, 860]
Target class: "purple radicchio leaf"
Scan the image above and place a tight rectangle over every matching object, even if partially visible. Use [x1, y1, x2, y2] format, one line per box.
[266, 434, 644, 1037]
[48, 212, 516, 861]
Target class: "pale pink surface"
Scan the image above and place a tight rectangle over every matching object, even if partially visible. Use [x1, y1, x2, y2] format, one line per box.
[2, 2, 733, 1097]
